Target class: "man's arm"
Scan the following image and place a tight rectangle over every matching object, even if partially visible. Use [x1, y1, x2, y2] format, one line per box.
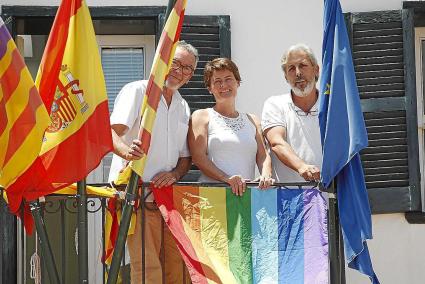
[264, 126, 320, 181]
[151, 156, 192, 188]
[111, 124, 144, 161]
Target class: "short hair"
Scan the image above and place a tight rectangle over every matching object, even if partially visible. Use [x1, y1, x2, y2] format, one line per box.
[203, 58, 242, 88]
[176, 40, 199, 68]
[281, 43, 319, 73]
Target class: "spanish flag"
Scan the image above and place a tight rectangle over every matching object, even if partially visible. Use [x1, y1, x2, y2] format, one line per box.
[6, 0, 113, 215]
[0, 18, 50, 190]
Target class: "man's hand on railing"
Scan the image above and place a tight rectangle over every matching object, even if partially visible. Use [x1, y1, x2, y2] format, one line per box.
[151, 171, 179, 188]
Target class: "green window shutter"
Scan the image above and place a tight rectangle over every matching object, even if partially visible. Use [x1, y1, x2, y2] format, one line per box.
[347, 10, 421, 213]
[178, 15, 231, 181]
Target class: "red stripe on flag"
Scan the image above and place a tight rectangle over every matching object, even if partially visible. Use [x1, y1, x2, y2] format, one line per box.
[3, 86, 44, 166]
[173, 0, 184, 15]
[0, 95, 7, 136]
[6, 101, 112, 211]
[152, 185, 209, 284]
[159, 35, 174, 64]
[1, 49, 25, 103]
[36, 0, 83, 113]
[174, 9, 185, 43]
[139, 129, 152, 154]
[146, 76, 162, 111]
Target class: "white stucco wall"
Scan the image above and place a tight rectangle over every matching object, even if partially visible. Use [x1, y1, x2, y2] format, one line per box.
[3, 0, 425, 283]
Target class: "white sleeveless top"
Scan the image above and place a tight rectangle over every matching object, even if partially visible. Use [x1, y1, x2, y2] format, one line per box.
[198, 108, 257, 182]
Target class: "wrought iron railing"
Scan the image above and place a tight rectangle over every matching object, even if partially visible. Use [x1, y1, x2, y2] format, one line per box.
[0, 182, 345, 284]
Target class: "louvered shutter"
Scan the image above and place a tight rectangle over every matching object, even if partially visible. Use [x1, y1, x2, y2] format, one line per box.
[348, 10, 421, 213]
[178, 15, 231, 181]
[179, 15, 231, 111]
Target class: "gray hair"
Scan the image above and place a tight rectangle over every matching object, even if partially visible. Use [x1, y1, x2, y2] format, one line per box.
[177, 40, 199, 68]
[281, 43, 319, 73]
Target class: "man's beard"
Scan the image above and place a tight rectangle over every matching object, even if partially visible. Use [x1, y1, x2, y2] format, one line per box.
[291, 79, 316, 97]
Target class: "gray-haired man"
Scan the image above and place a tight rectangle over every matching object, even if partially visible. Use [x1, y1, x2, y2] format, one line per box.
[108, 41, 198, 283]
[262, 43, 322, 183]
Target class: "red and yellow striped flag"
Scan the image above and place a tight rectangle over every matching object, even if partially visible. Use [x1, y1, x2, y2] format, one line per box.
[0, 18, 50, 190]
[104, 0, 188, 263]
[6, 0, 113, 214]
[115, 0, 187, 183]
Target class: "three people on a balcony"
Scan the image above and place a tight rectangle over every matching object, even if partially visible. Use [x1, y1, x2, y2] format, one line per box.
[108, 42, 322, 283]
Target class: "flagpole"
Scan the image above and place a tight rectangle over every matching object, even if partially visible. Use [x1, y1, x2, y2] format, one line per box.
[327, 180, 346, 284]
[106, 1, 176, 283]
[106, 173, 139, 284]
[30, 200, 60, 284]
[77, 179, 88, 283]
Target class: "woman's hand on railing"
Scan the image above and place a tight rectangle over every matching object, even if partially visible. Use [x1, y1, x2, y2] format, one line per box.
[253, 175, 275, 189]
[225, 175, 246, 196]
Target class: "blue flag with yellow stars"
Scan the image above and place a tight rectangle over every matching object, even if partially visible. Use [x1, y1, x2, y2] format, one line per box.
[319, 0, 380, 283]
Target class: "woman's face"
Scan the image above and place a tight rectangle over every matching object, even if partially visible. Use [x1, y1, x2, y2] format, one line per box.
[208, 69, 240, 101]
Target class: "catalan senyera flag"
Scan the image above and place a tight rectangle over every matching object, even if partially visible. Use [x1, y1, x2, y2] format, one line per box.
[6, 0, 113, 214]
[0, 18, 50, 190]
[115, 0, 187, 184]
[153, 186, 329, 284]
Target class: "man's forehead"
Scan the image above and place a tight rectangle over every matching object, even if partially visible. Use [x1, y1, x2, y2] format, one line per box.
[287, 50, 311, 64]
[173, 47, 196, 65]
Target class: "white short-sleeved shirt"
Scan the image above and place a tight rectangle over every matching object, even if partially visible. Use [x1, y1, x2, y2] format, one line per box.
[261, 93, 322, 183]
[198, 108, 257, 182]
[108, 80, 190, 200]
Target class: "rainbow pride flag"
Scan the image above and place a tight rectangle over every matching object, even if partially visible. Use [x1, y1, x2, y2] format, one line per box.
[153, 185, 329, 284]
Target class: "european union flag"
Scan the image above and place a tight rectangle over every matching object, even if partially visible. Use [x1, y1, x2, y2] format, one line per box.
[319, 0, 380, 283]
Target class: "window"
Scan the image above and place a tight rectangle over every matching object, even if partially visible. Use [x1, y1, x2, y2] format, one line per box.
[88, 35, 156, 183]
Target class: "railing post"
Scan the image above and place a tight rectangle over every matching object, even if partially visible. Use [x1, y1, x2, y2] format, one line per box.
[30, 200, 60, 284]
[77, 179, 89, 283]
[327, 180, 346, 284]
[0, 187, 17, 284]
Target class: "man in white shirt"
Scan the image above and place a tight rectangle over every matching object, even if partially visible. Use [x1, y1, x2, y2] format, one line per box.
[262, 43, 322, 183]
[108, 41, 198, 284]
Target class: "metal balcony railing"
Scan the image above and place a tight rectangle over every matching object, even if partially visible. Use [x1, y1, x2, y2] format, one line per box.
[0, 182, 344, 284]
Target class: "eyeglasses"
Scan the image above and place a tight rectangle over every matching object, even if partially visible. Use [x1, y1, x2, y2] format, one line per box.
[170, 60, 195, 75]
[295, 109, 318, 116]
[291, 104, 318, 116]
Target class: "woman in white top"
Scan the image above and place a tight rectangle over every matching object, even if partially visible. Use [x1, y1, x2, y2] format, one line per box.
[189, 58, 273, 196]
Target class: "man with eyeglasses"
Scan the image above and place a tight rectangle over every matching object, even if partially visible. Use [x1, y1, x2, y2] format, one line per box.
[262, 43, 322, 183]
[108, 41, 198, 283]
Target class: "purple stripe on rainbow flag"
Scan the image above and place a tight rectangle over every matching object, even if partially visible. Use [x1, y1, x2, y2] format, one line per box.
[303, 189, 329, 284]
[0, 24, 10, 59]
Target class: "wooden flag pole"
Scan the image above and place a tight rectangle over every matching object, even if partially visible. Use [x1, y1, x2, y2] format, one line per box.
[106, 173, 140, 284]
